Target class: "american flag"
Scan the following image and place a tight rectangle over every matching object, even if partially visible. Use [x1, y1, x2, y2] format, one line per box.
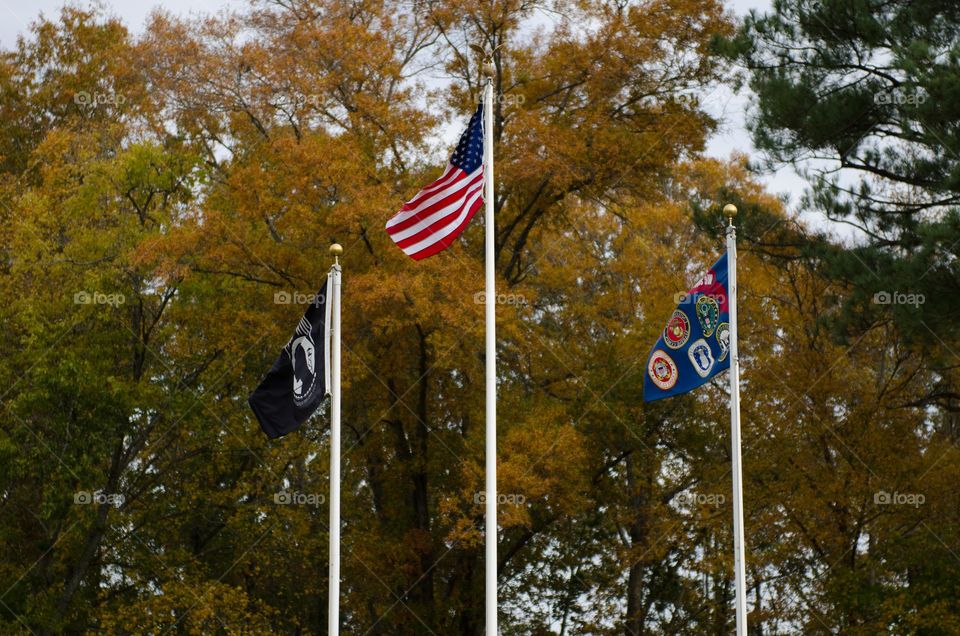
[386, 105, 485, 260]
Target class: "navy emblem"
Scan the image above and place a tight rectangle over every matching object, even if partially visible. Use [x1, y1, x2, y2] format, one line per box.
[687, 338, 715, 378]
[695, 295, 720, 337]
[716, 322, 730, 362]
[663, 310, 691, 350]
[648, 349, 679, 390]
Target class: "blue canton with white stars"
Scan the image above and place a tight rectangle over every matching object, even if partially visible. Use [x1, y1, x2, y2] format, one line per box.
[450, 104, 484, 173]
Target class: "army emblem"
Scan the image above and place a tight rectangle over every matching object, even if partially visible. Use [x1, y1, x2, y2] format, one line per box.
[663, 310, 691, 350]
[716, 322, 730, 362]
[648, 349, 679, 390]
[695, 295, 720, 337]
[687, 338, 715, 378]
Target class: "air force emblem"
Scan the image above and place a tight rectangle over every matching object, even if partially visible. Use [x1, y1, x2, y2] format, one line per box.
[687, 339, 715, 378]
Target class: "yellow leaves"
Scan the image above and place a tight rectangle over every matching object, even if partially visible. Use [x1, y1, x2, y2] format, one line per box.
[499, 405, 590, 526]
[96, 577, 280, 635]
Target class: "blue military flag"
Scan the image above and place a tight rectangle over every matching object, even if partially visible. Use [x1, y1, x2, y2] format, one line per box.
[644, 253, 732, 401]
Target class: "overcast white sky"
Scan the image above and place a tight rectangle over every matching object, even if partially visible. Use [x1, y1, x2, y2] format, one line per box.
[0, 0, 811, 213]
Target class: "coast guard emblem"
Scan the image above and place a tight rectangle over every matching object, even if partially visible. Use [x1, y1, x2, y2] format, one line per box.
[648, 350, 678, 390]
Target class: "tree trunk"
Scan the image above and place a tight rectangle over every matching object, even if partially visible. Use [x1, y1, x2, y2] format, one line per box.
[624, 451, 652, 636]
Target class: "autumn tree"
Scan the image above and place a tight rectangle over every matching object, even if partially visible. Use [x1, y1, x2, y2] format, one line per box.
[0, 1, 956, 635]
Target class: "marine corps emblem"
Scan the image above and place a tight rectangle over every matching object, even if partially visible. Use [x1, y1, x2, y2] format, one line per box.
[663, 310, 691, 350]
[648, 349, 679, 390]
[695, 295, 720, 337]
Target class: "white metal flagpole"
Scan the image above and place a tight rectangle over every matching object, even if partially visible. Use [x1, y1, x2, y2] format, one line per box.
[482, 60, 498, 635]
[328, 243, 343, 636]
[724, 204, 747, 635]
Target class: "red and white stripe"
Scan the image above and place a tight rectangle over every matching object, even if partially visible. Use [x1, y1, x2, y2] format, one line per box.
[385, 164, 485, 260]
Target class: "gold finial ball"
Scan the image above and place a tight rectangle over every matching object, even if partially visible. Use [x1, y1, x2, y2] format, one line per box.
[329, 243, 343, 257]
[482, 60, 496, 77]
[723, 203, 738, 219]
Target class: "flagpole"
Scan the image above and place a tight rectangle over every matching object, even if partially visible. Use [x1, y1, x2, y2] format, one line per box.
[482, 59, 498, 635]
[328, 243, 343, 636]
[724, 204, 747, 635]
